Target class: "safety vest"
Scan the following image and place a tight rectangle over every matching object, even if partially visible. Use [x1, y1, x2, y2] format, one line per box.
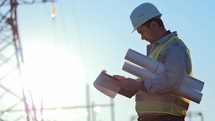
[136, 36, 191, 116]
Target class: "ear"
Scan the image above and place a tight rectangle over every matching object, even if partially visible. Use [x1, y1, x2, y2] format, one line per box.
[150, 21, 158, 28]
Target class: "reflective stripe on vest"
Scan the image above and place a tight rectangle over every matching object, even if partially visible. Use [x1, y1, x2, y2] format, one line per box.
[136, 36, 191, 116]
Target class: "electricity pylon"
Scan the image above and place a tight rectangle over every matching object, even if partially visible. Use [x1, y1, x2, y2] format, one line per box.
[0, 0, 55, 121]
[1, 1, 115, 121]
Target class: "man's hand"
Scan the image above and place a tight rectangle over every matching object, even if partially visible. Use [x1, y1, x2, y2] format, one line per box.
[118, 77, 142, 92]
[113, 75, 143, 93]
[112, 75, 127, 80]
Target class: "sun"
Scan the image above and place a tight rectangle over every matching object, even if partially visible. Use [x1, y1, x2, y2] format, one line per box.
[22, 42, 87, 108]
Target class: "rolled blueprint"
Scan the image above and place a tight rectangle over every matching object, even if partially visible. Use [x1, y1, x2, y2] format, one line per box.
[125, 48, 164, 74]
[125, 48, 204, 92]
[122, 62, 203, 103]
[122, 62, 157, 81]
[93, 70, 121, 98]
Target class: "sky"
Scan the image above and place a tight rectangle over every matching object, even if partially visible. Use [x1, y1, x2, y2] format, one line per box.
[3, 0, 214, 121]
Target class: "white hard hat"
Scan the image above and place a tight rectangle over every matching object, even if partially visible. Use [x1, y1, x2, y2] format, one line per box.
[130, 3, 162, 32]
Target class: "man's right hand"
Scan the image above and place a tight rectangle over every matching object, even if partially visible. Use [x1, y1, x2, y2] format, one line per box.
[112, 75, 127, 80]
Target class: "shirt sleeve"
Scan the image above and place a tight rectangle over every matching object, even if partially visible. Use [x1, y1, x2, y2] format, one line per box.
[144, 43, 187, 93]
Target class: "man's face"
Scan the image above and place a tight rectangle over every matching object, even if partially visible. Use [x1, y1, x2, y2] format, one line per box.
[136, 24, 155, 44]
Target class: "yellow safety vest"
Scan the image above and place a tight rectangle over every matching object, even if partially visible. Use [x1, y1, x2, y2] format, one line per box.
[136, 36, 191, 116]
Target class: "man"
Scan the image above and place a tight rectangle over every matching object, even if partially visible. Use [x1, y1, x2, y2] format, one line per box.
[113, 2, 192, 121]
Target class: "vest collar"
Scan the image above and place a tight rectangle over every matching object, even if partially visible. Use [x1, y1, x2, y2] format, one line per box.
[147, 31, 178, 56]
[156, 31, 178, 45]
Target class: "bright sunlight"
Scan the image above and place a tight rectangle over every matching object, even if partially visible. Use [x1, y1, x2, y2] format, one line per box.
[22, 42, 87, 109]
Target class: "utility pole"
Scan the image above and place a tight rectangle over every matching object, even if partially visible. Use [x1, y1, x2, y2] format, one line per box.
[0, 0, 55, 121]
[86, 84, 115, 121]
